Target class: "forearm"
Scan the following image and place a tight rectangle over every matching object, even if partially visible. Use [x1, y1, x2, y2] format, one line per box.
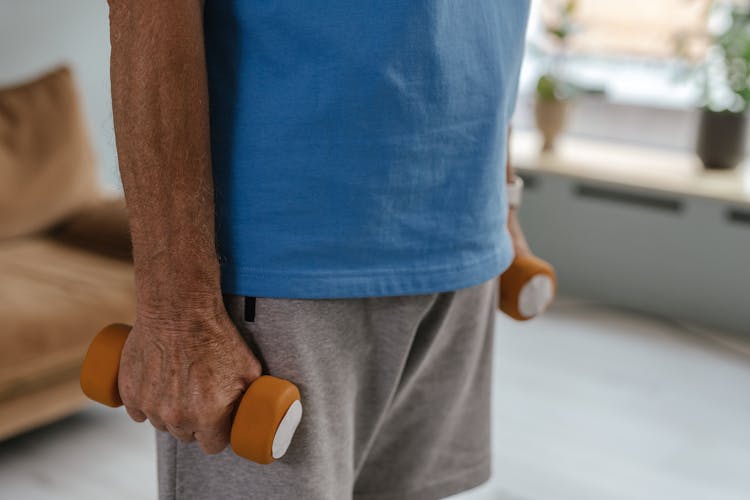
[108, 0, 220, 316]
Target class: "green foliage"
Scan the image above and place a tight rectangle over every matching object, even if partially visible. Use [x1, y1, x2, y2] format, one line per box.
[545, 0, 578, 43]
[717, 8, 750, 111]
[537, 74, 559, 100]
[536, 73, 590, 101]
[535, 1, 579, 101]
[685, 4, 750, 112]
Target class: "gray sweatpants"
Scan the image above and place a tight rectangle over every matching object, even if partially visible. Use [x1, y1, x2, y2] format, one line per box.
[157, 276, 498, 500]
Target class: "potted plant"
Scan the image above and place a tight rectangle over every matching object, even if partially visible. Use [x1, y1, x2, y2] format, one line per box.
[695, 4, 750, 169]
[534, 0, 578, 151]
[535, 74, 574, 152]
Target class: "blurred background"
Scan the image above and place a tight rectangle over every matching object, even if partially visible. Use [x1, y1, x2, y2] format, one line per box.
[0, 1, 748, 499]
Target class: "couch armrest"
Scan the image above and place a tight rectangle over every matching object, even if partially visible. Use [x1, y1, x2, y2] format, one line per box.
[49, 197, 132, 261]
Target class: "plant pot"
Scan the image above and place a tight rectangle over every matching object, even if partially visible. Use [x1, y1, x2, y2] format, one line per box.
[696, 108, 747, 170]
[534, 96, 569, 152]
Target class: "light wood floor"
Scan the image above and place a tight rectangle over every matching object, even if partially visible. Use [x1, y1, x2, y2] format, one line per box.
[2, 298, 749, 500]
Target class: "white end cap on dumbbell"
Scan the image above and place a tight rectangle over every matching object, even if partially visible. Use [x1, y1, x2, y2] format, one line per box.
[272, 400, 303, 459]
[518, 274, 554, 319]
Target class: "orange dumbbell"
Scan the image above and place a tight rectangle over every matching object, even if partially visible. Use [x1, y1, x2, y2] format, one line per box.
[500, 253, 557, 321]
[79, 323, 302, 464]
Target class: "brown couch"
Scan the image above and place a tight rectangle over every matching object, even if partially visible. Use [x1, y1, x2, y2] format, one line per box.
[0, 67, 135, 439]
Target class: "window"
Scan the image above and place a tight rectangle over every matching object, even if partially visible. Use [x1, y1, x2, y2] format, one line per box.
[540, 0, 712, 59]
[515, 1, 748, 148]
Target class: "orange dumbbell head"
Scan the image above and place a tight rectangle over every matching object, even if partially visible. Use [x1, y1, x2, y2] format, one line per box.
[80, 323, 131, 407]
[230, 375, 302, 464]
[500, 253, 557, 321]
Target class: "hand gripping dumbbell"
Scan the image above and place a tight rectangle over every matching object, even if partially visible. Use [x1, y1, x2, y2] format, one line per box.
[79, 323, 302, 464]
[499, 253, 557, 321]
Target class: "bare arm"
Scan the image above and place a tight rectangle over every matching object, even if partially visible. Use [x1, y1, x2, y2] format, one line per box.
[108, 0, 261, 454]
[110, 0, 218, 312]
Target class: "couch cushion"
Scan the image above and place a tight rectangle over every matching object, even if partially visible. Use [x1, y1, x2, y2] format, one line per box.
[0, 66, 98, 240]
[0, 237, 135, 399]
[50, 196, 133, 262]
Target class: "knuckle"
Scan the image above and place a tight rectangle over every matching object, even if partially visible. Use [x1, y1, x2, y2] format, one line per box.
[200, 438, 229, 455]
[149, 415, 167, 429]
[139, 398, 158, 416]
[118, 383, 139, 407]
[160, 407, 186, 427]
[175, 431, 194, 443]
[126, 408, 146, 422]
[250, 364, 263, 381]
[195, 412, 220, 431]
[247, 358, 263, 381]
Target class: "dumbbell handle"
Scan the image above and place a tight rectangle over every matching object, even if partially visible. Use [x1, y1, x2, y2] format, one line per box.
[79, 324, 302, 464]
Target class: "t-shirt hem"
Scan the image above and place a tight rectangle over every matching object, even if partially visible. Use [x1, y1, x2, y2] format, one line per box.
[219, 241, 515, 299]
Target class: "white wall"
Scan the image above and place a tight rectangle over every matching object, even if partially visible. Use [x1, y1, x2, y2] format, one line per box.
[0, 0, 120, 189]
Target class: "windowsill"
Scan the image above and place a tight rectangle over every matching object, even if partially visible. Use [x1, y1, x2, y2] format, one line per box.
[510, 129, 750, 207]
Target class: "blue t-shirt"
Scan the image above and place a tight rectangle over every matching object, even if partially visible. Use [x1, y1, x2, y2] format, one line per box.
[204, 1, 530, 299]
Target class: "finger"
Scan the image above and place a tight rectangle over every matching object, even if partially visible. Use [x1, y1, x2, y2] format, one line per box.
[166, 424, 196, 443]
[246, 356, 264, 382]
[194, 421, 231, 455]
[125, 407, 148, 423]
[145, 412, 168, 432]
